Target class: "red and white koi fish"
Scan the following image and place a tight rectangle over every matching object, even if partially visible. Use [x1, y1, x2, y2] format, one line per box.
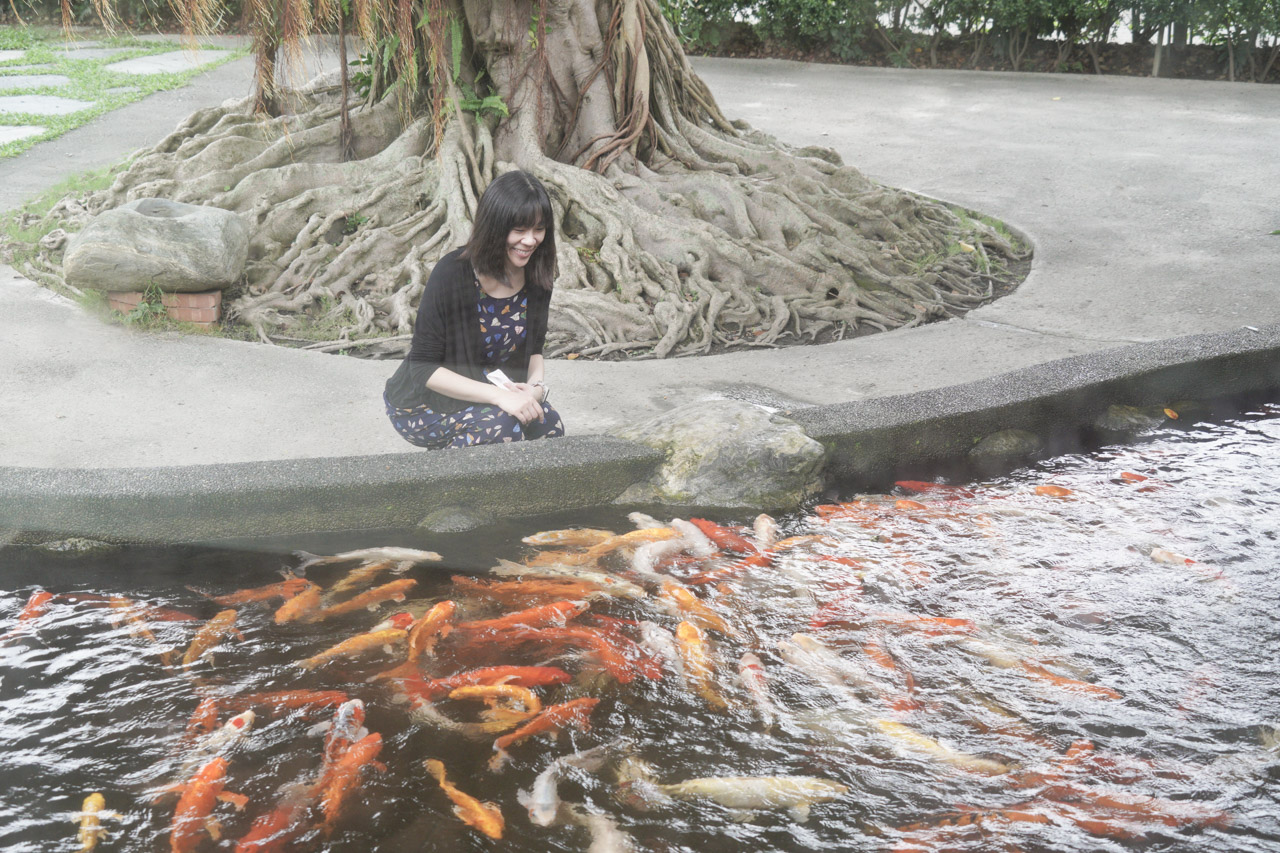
[221, 690, 350, 718]
[739, 652, 780, 729]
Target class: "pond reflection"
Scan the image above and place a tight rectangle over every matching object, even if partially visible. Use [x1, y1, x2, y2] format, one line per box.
[2, 405, 1279, 852]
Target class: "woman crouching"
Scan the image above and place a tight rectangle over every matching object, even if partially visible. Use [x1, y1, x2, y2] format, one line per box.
[383, 171, 565, 448]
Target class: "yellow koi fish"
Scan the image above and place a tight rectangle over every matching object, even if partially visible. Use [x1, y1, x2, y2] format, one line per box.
[675, 622, 729, 711]
[873, 718, 1010, 775]
[299, 628, 407, 670]
[425, 758, 504, 839]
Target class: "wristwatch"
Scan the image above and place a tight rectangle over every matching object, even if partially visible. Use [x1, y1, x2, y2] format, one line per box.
[531, 380, 548, 401]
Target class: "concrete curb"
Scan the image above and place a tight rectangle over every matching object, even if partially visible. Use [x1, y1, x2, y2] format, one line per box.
[793, 323, 1280, 483]
[4, 323, 1276, 545]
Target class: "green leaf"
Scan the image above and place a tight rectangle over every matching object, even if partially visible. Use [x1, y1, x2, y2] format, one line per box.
[450, 16, 463, 83]
[1271, 229, 1280, 235]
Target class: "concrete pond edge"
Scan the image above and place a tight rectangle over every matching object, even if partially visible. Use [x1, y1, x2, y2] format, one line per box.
[3, 322, 1278, 546]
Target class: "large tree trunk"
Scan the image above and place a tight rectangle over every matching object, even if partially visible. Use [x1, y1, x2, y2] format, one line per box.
[36, 0, 1027, 360]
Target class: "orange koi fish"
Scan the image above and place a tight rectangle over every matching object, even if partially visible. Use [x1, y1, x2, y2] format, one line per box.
[894, 480, 976, 499]
[1039, 783, 1230, 830]
[811, 605, 975, 636]
[481, 625, 639, 683]
[676, 622, 729, 711]
[298, 627, 407, 670]
[522, 528, 618, 548]
[182, 610, 240, 670]
[222, 690, 349, 718]
[1, 590, 55, 643]
[308, 578, 417, 622]
[1034, 484, 1074, 498]
[272, 582, 322, 624]
[317, 732, 384, 836]
[960, 640, 1121, 700]
[490, 698, 601, 769]
[894, 499, 929, 511]
[449, 575, 612, 606]
[685, 551, 773, 586]
[1119, 471, 1149, 482]
[688, 518, 760, 555]
[584, 527, 681, 560]
[208, 577, 312, 607]
[233, 792, 312, 853]
[326, 559, 410, 598]
[455, 599, 589, 635]
[183, 697, 222, 744]
[660, 582, 742, 639]
[398, 665, 572, 702]
[407, 600, 456, 662]
[168, 757, 248, 853]
[425, 758, 504, 839]
[108, 596, 176, 664]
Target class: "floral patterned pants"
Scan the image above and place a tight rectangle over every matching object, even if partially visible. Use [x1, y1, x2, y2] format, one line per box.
[385, 394, 564, 449]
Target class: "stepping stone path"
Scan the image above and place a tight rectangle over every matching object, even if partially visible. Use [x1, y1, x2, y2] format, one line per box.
[0, 50, 24, 62]
[106, 49, 226, 75]
[0, 126, 45, 144]
[0, 95, 94, 115]
[0, 75, 74, 91]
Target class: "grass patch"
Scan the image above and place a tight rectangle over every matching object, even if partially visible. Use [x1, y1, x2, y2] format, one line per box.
[0, 26, 247, 158]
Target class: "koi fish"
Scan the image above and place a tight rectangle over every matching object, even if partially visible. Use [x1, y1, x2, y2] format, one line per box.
[739, 653, 780, 729]
[233, 791, 312, 853]
[669, 519, 719, 557]
[298, 627, 407, 670]
[396, 665, 572, 701]
[182, 697, 222, 744]
[488, 559, 647, 599]
[1, 590, 56, 643]
[108, 595, 176, 665]
[675, 622, 729, 711]
[76, 792, 119, 852]
[293, 546, 442, 570]
[491, 698, 601, 769]
[318, 699, 368, 774]
[875, 718, 1011, 776]
[895, 499, 929, 511]
[519, 744, 615, 826]
[222, 690, 349, 717]
[206, 577, 313, 606]
[317, 732, 384, 836]
[522, 528, 618, 548]
[425, 758, 504, 839]
[894, 480, 976, 499]
[638, 620, 684, 679]
[182, 609, 240, 670]
[563, 803, 637, 853]
[450, 575, 618, 605]
[659, 582, 742, 639]
[308, 578, 417, 622]
[325, 559, 413, 599]
[407, 600, 456, 661]
[171, 711, 255, 783]
[168, 757, 248, 853]
[584, 527, 681, 561]
[1034, 484, 1074, 497]
[811, 605, 975, 636]
[449, 684, 542, 723]
[409, 698, 529, 739]
[753, 513, 779, 548]
[958, 639, 1121, 700]
[272, 582, 322, 624]
[454, 600, 589, 634]
[620, 764, 848, 822]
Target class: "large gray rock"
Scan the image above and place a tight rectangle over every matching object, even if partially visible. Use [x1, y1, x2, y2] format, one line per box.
[614, 399, 826, 510]
[64, 199, 248, 293]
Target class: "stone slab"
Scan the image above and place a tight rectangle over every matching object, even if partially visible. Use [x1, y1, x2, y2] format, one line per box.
[0, 75, 73, 91]
[0, 95, 94, 115]
[105, 50, 228, 76]
[0, 50, 24, 63]
[0, 126, 46, 144]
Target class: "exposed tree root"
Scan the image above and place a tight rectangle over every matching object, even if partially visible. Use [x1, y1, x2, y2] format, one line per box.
[30, 9, 1028, 360]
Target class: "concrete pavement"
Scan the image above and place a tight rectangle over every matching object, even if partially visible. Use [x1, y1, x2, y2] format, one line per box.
[2, 54, 1278, 541]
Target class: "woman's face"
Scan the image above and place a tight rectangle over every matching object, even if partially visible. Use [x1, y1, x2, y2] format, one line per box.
[506, 222, 546, 272]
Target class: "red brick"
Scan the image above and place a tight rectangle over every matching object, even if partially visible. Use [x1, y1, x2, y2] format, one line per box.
[107, 291, 143, 313]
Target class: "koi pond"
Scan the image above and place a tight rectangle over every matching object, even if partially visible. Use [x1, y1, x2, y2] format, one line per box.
[2, 404, 1279, 853]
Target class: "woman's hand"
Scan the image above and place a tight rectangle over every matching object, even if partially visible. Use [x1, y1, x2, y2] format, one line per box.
[508, 382, 545, 403]
[494, 386, 544, 425]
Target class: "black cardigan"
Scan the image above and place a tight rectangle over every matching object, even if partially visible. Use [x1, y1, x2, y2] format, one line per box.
[384, 248, 551, 413]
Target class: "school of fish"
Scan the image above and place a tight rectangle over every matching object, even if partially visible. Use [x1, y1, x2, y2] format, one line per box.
[4, 461, 1273, 852]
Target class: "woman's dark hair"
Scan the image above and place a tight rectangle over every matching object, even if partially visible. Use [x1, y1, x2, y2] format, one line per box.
[462, 170, 557, 292]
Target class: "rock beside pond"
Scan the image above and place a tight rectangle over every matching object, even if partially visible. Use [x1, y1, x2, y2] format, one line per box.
[64, 198, 248, 293]
[34, 537, 119, 556]
[613, 399, 826, 510]
[1096, 402, 1206, 433]
[418, 505, 494, 533]
[969, 428, 1043, 460]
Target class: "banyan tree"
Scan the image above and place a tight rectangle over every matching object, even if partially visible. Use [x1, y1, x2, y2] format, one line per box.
[55, 0, 1027, 358]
